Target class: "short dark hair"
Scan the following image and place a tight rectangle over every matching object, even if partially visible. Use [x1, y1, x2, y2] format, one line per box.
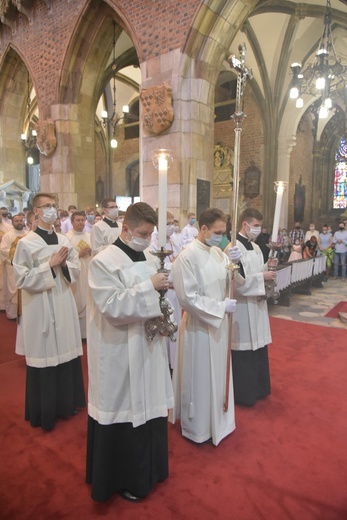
[68, 205, 77, 212]
[32, 192, 58, 208]
[239, 208, 263, 226]
[198, 208, 226, 229]
[101, 197, 116, 209]
[12, 214, 23, 221]
[71, 211, 86, 222]
[123, 202, 157, 228]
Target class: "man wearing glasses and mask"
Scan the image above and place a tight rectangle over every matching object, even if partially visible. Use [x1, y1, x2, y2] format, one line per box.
[90, 197, 122, 255]
[12, 192, 85, 431]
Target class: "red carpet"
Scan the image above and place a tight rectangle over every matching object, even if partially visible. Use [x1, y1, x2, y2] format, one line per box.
[1, 312, 347, 520]
[324, 300, 347, 318]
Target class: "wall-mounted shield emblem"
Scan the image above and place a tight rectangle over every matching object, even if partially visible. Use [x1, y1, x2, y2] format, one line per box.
[140, 83, 174, 135]
[36, 119, 57, 157]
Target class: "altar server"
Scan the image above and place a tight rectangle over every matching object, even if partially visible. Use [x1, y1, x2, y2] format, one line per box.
[225, 207, 275, 407]
[66, 211, 92, 339]
[90, 197, 122, 255]
[86, 202, 174, 503]
[13, 192, 85, 431]
[170, 208, 240, 446]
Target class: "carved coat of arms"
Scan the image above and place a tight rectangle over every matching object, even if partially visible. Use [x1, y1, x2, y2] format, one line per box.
[35, 119, 57, 157]
[140, 83, 174, 135]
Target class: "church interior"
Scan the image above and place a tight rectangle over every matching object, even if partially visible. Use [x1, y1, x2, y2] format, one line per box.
[0, 0, 346, 229]
[1, 1, 347, 519]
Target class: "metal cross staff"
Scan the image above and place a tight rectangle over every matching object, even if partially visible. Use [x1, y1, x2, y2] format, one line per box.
[224, 43, 253, 412]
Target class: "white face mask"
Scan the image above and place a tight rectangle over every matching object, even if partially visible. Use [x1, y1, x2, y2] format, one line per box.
[166, 224, 174, 237]
[41, 207, 57, 225]
[107, 207, 119, 220]
[127, 230, 150, 252]
[246, 222, 261, 240]
[205, 232, 223, 247]
[173, 226, 180, 233]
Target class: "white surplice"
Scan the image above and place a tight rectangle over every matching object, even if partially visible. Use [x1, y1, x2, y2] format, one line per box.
[13, 231, 82, 367]
[170, 239, 235, 446]
[87, 244, 174, 428]
[90, 220, 122, 255]
[66, 229, 91, 338]
[226, 240, 272, 351]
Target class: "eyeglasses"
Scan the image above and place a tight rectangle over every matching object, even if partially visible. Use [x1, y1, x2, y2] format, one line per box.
[36, 203, 58, 209]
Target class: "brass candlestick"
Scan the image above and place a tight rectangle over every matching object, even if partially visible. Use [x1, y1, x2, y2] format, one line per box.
[265, 243, 280, 303]
[145, 248, 178, 342]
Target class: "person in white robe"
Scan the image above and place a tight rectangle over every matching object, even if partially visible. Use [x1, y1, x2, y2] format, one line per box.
[170, 208, 241, 446]
[0, 215, 12, 310]
[83, 206, 96, 233]
[181, 212, 198, 248]
[0, 215, 27, 319]
[60, 204, 77, 234]
[66, 211, 92, 339]
[150, 211, 182, 370]
[224, 207, 275, 407]
[13, 192, 85, 431]
[86, 202, 174, 503]
[90, 198, 122, 255]
[171, 219, 183, 257]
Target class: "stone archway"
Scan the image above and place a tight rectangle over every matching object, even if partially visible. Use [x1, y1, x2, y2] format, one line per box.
[0, 46, 35, 186]
[47, 0, 140, 210]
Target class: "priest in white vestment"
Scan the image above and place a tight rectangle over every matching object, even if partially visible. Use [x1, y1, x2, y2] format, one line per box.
[0, 214, 12, 310]
[66, 211, 92, 339]
[90, 197, 122, 255]
[0, 215, 27, 319]
[225, 207, 275, 407]
[86, 202, 174, 503]
[170, 208, 241, 446]
[13, 193, 85, 431]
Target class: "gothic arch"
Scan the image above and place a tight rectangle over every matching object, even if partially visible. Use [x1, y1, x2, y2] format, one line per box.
[0, 45, 38, 184]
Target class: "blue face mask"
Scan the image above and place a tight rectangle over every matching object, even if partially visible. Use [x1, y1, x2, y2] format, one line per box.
[189, 218, 196, 225]
[205, 233, 223, 247]
[86, 214, 94, 223]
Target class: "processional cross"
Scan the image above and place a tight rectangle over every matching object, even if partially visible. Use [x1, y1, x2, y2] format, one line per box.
[224, 44, 253, 412]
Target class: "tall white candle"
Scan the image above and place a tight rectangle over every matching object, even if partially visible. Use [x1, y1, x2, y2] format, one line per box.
[271, 181, 284, 243]
[158, 154, 168, 247]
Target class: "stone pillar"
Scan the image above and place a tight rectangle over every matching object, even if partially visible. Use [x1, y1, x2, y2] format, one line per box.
[276, 135, 297, 229]
[140, 49, 215, 223]
[40, 103, 96, 210]
[311, 140, 323, 222]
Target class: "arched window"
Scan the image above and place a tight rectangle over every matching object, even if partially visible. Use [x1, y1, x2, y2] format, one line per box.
[333, 138, 347, 208]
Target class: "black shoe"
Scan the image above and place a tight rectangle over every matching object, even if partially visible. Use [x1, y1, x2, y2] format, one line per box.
[119, 490, 141, 503]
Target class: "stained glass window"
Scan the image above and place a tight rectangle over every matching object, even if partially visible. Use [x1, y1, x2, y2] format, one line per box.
[333, 138, 347, 208]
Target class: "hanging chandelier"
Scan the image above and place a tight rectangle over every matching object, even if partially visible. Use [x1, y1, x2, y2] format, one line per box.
[289, 0, 347, 119]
